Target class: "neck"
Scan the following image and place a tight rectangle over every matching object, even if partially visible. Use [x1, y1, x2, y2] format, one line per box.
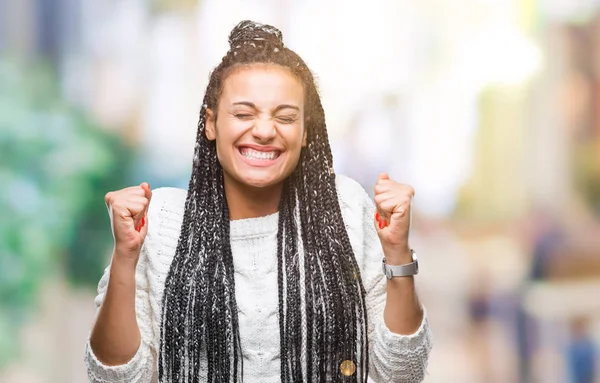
[224, 174, 283, 220]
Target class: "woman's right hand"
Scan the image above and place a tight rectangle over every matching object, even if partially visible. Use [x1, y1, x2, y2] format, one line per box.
[104, 182, 152, 263]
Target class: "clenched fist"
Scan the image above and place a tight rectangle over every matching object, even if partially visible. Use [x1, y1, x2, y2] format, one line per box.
[373, 173, 414, 260]
[104, 182, 152, 261]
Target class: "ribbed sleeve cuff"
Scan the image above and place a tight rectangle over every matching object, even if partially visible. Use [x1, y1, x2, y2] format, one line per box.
[370, 310, 433, 382]
[84, 339, 150, 383]
[376, 310, 432, 350]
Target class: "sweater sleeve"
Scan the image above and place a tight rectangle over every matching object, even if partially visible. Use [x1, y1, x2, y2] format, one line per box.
[84, 191, 170, 383]
[84, 262, 157, 383]
[336, 175, 433, 383]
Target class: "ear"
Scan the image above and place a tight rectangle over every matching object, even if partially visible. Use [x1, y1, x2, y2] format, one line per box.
[301, 128, 308, 147]
[205, 108, 216, 141]
[301, 116, 309, 147]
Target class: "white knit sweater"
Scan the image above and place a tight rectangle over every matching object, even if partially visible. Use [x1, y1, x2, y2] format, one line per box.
[85, 174, 432, 382]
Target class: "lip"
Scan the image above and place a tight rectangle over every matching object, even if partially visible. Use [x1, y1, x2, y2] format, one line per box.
[237, 144, 283, 152]
[236, 144, 284, 167]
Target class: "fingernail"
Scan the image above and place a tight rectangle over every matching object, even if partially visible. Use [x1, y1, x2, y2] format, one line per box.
[378, 220, 384, 229]
[135, 225, 141, 232]
[141, 216, 145, 227]
[375, 212, 380, 221]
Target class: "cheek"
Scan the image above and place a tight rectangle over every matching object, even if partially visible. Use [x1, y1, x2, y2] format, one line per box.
[285, 125, 306, 148]
[213, 130, 232, 167]
[215, 145, 225, 163]
[214, 121, 240, 152]
[215, 138, 236, 168]
[286, 136, 305, 167]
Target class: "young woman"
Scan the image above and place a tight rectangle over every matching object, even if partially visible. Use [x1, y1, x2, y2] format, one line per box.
[86, 20, 432, 383]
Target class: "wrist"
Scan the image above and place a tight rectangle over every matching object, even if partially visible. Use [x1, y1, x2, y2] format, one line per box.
[111, 250, 138, 275]
[382, 244, 412, 264]
[113, 244, 140, 261]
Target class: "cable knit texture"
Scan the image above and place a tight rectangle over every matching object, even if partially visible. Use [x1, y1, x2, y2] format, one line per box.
[85, 174, 432, 382]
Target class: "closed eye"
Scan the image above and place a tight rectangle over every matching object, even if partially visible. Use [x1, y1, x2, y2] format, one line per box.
[276, 116, 297, 124]
[235, 113, 254, 120]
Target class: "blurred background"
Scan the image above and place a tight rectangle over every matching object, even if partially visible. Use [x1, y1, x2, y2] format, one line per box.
[1, 0, 600, 382]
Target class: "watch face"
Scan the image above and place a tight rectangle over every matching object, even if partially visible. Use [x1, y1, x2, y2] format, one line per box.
[412, 250, 419, 273]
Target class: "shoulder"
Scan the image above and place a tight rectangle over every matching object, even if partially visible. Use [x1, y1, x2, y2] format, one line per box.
[333, 175, 383, 286]
[334, 173, 373, 211]
[147, 187, 187, 219]
[149, 187, 187, 208]
[145, 187, 188, 243]
[333, 173, 376, 246]
[136, 187, 187, 292]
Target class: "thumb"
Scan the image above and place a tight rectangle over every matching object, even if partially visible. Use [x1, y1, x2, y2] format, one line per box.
[140, 182, 152, 213]
[135, 182, 152, 232]
[378, 172, 390, 181]
[141, 182, 152, 202]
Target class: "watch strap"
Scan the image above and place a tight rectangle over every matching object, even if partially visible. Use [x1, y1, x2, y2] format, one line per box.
[382, 250, 419, 279]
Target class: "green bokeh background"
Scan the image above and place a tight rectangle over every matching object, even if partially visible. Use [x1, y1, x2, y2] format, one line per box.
[0, 59, 132, 367]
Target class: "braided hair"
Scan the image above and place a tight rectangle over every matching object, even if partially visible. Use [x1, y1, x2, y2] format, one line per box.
[159, 20, 369, 382]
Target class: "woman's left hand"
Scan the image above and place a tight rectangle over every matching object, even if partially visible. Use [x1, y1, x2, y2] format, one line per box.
[373, 173, 414, 259]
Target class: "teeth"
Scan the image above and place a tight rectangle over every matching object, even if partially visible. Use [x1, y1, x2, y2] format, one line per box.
[240, 148, 279, 160]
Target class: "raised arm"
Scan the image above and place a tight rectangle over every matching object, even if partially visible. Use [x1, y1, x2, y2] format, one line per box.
[335, 174, 432, 382]
[365, 173, 432, 382]
[85, 182, 157, 382]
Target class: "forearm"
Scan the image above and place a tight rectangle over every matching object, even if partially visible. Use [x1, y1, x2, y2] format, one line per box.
[368, 247, 432, 383]
[90, 253, 141, 365]
[383, 247, 423, 335]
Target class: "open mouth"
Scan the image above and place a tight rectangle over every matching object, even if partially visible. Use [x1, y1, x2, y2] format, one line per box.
[238, 147, 282, 161]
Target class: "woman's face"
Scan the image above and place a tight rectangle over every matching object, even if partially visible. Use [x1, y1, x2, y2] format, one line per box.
[206, 64, 307, 190]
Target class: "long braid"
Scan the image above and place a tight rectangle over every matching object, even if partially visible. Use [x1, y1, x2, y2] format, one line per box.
[276, 190, 288, 381]
[159, 20, 369, 382]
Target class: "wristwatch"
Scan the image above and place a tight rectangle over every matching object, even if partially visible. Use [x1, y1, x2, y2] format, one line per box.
[382, 249, 418, 279]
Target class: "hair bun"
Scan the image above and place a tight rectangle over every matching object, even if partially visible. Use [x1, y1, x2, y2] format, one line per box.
[228, 20, 284, 49]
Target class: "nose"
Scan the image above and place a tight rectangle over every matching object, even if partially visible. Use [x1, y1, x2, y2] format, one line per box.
[251, 117, 277, 142]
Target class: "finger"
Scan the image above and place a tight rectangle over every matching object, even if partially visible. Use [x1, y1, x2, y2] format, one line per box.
[377, 197, 411, 221]
[374, 182, 391, 196]
[138, 214, 149, 236]
[375, 182, 414, 197]
[375, 188, 414, 205]
[135, 214, 147, 232]
[374, 200, 392, 222]
[127, 196, 150, 219]
[374, 192, 400, 213]
[105, 187, 144, 205]
[127, 195, 150, 205]
[374, 175, 392, 195]
[124, 185, 147, 196]
[374, 210, 388, 230]
[115, 202, 146, 221]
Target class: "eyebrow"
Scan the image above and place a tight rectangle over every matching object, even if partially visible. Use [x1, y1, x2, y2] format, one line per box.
[232, 101, 300, 112]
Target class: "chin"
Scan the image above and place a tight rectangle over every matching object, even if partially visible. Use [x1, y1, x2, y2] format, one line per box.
[240, 175, 282, 189]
